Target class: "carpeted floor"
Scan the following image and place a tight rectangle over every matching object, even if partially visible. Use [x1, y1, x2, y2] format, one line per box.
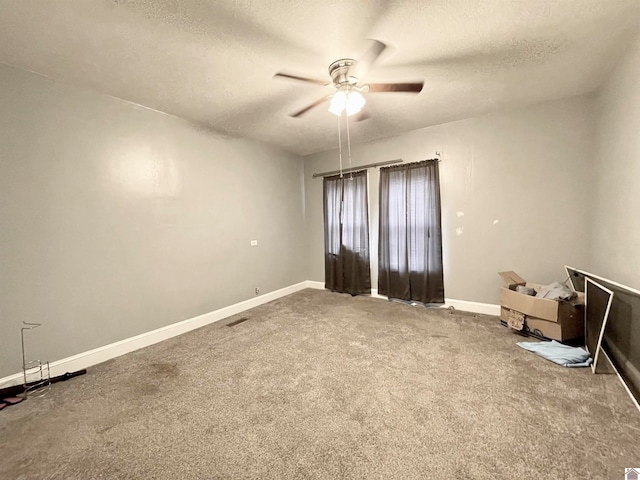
[1, 289, 639, 479]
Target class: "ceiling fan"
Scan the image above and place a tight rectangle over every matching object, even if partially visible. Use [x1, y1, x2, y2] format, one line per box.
[274, 40, 424, 119]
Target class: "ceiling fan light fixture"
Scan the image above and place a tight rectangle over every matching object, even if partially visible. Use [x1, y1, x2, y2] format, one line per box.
[328, 91, 347, 115]
[328, 90, 365, 116]
[345, 91, 365, 116]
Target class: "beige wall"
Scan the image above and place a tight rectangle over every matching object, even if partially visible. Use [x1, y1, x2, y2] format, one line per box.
[0, 64, 306, 377]
[590, 33, 640, 290]
[304, 96, 595, 304]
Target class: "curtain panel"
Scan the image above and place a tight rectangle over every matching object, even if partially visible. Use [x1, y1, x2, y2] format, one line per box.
[378, 160, 444, 304]
[323, 170, 371, 295]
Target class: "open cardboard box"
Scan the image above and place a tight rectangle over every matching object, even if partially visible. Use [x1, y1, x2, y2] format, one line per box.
[498, 271, 584, 341]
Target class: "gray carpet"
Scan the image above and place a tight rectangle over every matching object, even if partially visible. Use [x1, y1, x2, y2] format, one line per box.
[1, 289, 639, 479]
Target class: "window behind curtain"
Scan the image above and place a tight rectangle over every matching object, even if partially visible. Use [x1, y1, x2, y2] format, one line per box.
[378, 160, 444, 304]
[323, 171, 371, 295]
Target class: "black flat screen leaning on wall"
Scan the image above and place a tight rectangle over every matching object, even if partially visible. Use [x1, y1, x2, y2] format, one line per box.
[566, 266, 640, 404]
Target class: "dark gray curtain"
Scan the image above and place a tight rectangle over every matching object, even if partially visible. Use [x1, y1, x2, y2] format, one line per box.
[378, 160, 444, 304]
[323, 170, 371, 295]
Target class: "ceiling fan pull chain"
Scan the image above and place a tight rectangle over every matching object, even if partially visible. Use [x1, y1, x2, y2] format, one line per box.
[338, 111, 343, 177]
[345, 107, 353, 179]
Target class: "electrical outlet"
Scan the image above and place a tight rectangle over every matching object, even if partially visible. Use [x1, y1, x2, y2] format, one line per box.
[255, 287, 260, 295]
[250, 240, 258, 246]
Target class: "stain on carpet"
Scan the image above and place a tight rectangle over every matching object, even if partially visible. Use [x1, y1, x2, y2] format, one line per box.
[150, 362, 179, 377]
[226, 316, 250, 327]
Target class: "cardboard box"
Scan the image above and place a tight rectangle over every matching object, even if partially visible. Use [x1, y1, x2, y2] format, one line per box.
[498, 271, 584, 341]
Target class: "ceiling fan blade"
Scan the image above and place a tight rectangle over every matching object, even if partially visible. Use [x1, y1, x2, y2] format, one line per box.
[351, 39, 387, 79]
[290, 96, 330, 117]
[274, 73, 328, 86]
[355, 108, 372, 122]
[366, 82, 424, 93]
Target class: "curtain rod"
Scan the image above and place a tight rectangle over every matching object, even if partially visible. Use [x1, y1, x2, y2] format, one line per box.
[312, 159, 402, 178]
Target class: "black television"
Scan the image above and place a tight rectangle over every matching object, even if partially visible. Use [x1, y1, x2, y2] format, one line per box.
[566, 266, 640, 405]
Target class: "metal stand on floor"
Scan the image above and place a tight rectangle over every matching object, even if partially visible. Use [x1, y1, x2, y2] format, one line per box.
[21, 322, 51, 398]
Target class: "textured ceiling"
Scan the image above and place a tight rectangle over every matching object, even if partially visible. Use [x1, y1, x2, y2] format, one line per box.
[0, 0, 639, 156]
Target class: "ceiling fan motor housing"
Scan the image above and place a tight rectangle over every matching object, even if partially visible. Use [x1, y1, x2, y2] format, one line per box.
[276, 40, 422, 117]
[329, 59, 358, 87]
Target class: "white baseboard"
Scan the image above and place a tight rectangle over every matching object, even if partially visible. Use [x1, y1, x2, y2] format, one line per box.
[0, 279, 499, 389]
[0, 281, 311, 389]
[307, 282, 500, 315]
[370, 288, 387, 300]
[443, 298, 501, 316]
[306, 281, 325, 290]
